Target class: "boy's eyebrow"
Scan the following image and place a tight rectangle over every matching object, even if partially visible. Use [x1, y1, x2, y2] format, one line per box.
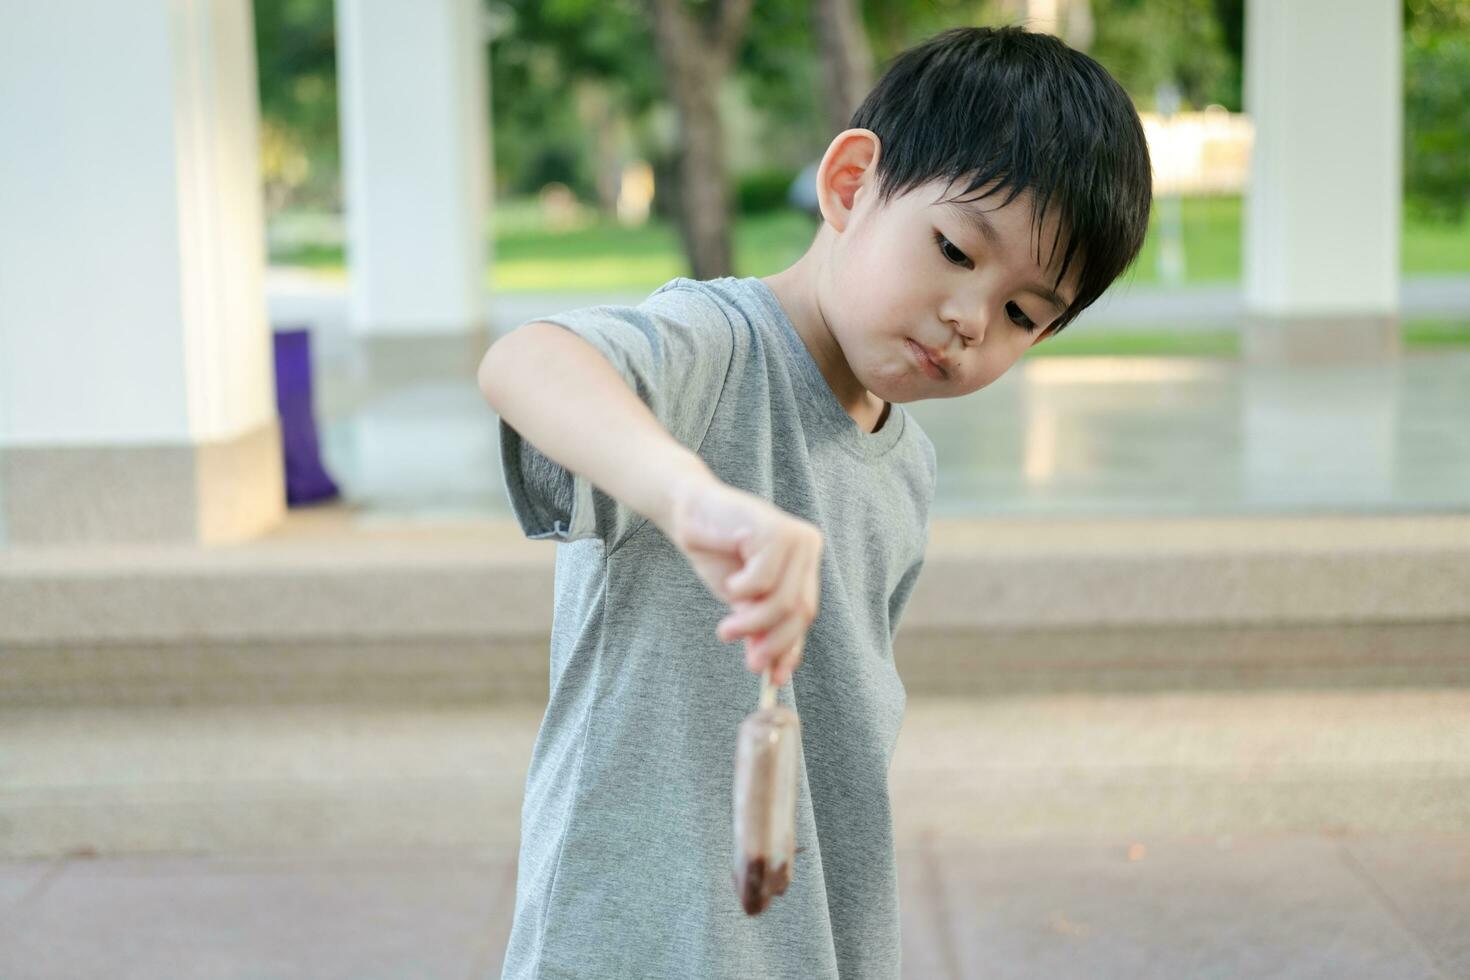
[942, 201, 1071, 315]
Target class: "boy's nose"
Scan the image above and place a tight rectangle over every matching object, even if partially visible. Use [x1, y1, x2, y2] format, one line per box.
[947, 309, 985, 347]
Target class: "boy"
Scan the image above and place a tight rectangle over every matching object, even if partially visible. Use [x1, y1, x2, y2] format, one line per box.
[478, 25, 1151, 979]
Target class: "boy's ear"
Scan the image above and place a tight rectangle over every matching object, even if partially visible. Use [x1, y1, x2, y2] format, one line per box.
[816, 129, 881, 233]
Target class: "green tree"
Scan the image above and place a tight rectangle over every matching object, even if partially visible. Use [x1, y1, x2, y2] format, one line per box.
[858, 0, 1241, 111]
[647, 0, 757, 278]
[1083, 0, 1236, 111]
[1404, 0, 1470, 221]
[252, 0, 339, 212]
[487, 0, 662, 205]
[815, 0, 875, 137]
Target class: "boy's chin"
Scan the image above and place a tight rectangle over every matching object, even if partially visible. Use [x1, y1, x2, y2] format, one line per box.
[862, 374, 927, 405]
[883, 390, 943, 405]
[867, 370, 974, 403]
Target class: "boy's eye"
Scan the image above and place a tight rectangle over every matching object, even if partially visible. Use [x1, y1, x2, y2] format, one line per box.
[1006, 301, 1038, 331]
[934, 232, 972, 269]
[933, 230, 1039, 333]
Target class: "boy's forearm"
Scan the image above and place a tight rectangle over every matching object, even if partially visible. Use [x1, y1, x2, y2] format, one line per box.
[478, 321, 713, 534]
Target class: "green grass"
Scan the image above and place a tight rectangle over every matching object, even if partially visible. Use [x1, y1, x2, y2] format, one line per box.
[488, 208, 814, 291]
[1033, 329, 1243, 358]
[273, 205, 815, 290]
[1023, 318, 1470, 358]
[270, 242, 345, 270]
[268, 195, 1470, 355]
[1129, 195, 1245, 283]
[270, 194, 1470, 290]
[1402, 214, 1470, 275]
[1404, 317, 1470, 348]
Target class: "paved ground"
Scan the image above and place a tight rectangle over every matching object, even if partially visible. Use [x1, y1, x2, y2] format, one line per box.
[261, 268, 1470, 524]
[1, 691, 1467, 978]
[265, 269, 1470, 334]
[299, 342, 1470, 523]
[0, 833, 1464, 978]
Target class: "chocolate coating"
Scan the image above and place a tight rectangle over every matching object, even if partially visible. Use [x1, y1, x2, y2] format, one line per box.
[734, 856, 792, 915]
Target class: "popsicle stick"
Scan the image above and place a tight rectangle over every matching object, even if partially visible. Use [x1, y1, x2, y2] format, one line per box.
[759, 668, 776, 711]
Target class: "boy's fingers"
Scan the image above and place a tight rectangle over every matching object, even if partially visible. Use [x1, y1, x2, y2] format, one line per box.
[803, 549, 822, 620]
[745, 614, 807, 671]
[724, 536, 792, 599]
[768, 557, 817, 682]
[771, 637, 805, 686]
[689, 552, 743, 604]
[719, 561, 804, 641]
[718, 604, 755, 643]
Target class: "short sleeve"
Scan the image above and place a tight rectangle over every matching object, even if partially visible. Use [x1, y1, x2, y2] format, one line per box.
[888, 436, 937, 640]
[496, 284, 737, 549]
[887, 555, 925, 642]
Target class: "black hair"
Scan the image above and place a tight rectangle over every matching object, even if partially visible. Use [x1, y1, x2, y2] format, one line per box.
[850, 26, 1153, 333]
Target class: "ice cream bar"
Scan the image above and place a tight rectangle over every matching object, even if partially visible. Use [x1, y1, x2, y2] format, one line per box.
[731, 667, 801, 915]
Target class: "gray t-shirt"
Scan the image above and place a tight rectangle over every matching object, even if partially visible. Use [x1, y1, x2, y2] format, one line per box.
[496, 276, 936, 979]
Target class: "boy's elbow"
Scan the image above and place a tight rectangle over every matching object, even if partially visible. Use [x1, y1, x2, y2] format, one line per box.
[478, 329, 527, 403]
[477, 343, 503, 401]
[478, 321, 571, 402]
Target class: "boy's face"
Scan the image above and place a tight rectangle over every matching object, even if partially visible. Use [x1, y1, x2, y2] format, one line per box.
[817, 158, 1080, 403]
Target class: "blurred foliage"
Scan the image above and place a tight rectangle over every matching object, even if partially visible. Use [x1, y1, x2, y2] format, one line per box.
[272, 193, 1469, 285]
[252, 0, 1467, 230]
[252, 0, 338, 211]
[864, 0, 1243, 110]
[1404, 0, 1470, 221]
[487, 0, 661, 201]
[252, 0, 1249, 211]
[736, 169, 803, 214]
[1210, 0, 1245, 107]
[737, 1, 828, 155]
[1084, 0, 1238, 110]
[863, 0, 981, 61]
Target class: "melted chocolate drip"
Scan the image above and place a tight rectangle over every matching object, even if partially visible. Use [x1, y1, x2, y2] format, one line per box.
[733, 855, 793, 915]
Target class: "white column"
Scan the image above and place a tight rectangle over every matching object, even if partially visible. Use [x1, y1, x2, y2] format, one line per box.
[0, 0, 283, 545]
[335, 0, 491, 338]
[1242, 0, 1402, 362]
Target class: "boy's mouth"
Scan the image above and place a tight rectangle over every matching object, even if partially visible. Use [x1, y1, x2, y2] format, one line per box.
[906, 338, 949, 380]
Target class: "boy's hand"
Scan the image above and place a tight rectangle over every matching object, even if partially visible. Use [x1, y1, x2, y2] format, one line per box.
[661, 474, 823, 686]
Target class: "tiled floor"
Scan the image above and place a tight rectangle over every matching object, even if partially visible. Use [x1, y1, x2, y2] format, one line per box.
[3, 691, 1468, 978]
[309, 332, 1470, 523]
[1, 835, 1464, 979]
[3, 282, 1468, 548]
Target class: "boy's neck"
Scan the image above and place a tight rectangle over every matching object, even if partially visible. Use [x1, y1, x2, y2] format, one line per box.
[762, 247, 890, 434]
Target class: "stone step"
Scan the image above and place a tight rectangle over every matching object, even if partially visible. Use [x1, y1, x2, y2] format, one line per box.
[3, 511, 1468, 706]
[3, 691, 1467, 860]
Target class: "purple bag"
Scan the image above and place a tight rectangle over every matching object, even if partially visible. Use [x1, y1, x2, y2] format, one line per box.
[273, 327, 340, 506]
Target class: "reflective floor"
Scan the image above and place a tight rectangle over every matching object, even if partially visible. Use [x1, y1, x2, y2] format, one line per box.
[312, 342, 1470, 524]
[3, 280, 1468, 550]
